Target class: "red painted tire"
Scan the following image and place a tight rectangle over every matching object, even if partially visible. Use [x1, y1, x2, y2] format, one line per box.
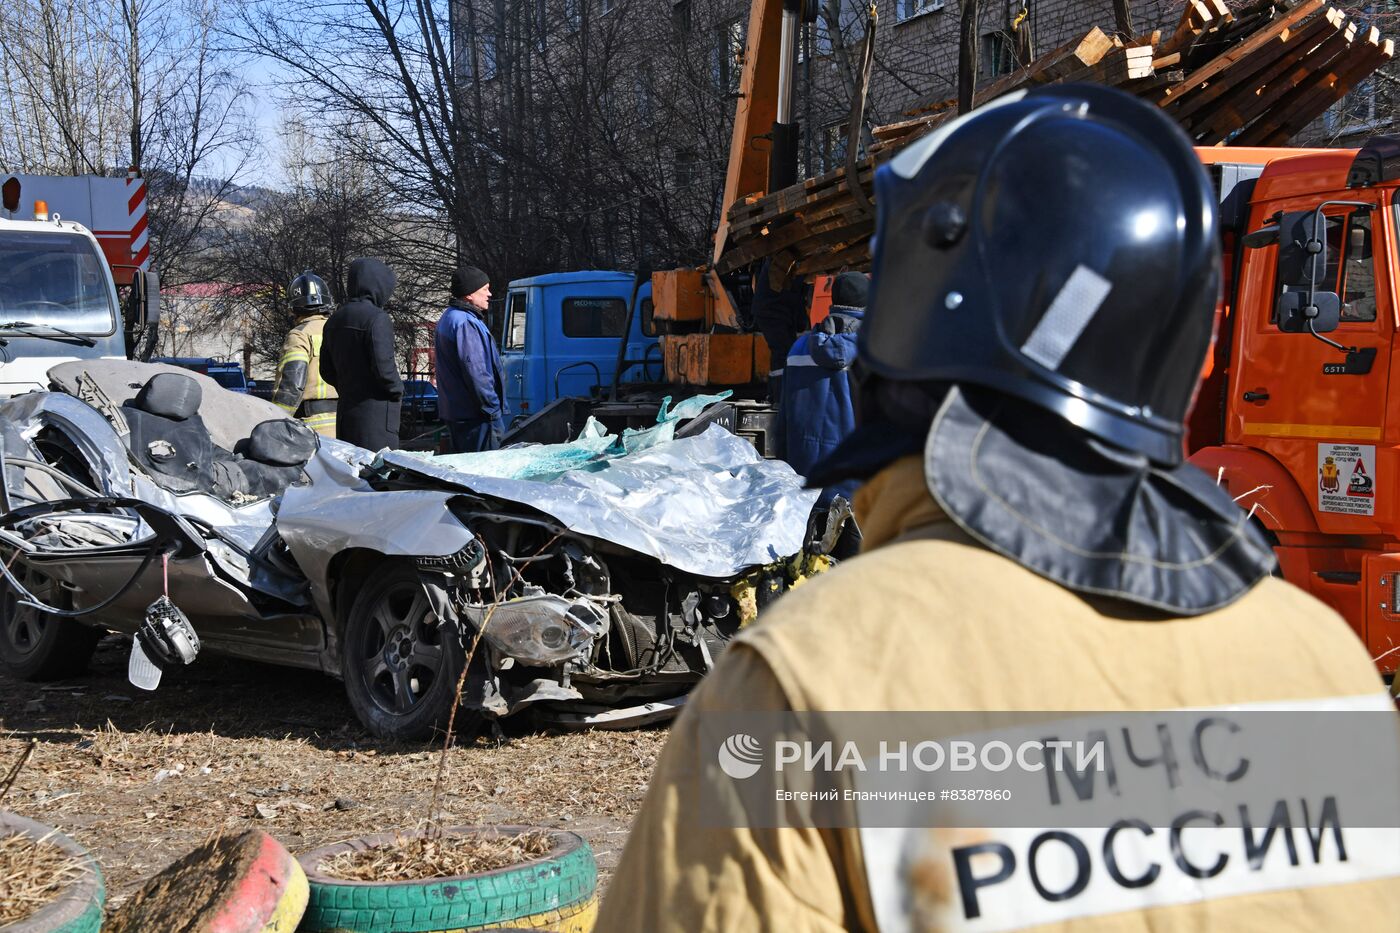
[106, 829, 308, 933]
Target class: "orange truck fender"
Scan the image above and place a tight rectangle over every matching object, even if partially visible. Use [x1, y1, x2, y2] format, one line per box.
[1188, 444, 1322, 538]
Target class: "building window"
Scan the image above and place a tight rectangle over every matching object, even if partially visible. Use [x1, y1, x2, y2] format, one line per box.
[981, 31, 1014, 78]
[821, 122, 848, 173]
[481, 29, 498, 80]
[636, 64, 654, 120]
[800, 15, 834, 62]
[675, 148, 698, 189]
[673, 0, 691, 34]
[565, 0, 582, 31]
[1328, 76, 1386, 134]
[712, 18, 744, 94]
[899, 0, 945, 21]
[533, 0, 548, 52]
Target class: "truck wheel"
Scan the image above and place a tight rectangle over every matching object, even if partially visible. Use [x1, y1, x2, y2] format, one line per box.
[0, 566, 100, 681]
[341, 560, 465, 741]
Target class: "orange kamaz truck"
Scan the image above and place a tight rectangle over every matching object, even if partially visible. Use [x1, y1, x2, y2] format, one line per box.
[1191, 138, 1400, 682]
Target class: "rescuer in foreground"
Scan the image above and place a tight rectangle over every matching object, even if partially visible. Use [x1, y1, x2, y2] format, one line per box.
[597, 85, 1400, 931]
[271, 271, 338, 437]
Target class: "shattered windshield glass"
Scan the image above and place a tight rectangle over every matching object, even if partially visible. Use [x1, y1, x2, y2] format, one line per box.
[0, 231, 118, 335]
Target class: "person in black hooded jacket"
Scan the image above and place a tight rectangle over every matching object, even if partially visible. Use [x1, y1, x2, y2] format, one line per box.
[321, 257, 403, 450]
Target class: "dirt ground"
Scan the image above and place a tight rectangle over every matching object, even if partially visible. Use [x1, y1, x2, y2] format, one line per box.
[0, 634, 667, 908]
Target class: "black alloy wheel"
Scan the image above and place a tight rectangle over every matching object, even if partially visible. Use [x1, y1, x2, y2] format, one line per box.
[0, 563, 100, 680]
[341, 560, 465, 741]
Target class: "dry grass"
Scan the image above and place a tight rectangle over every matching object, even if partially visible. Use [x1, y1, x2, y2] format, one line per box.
[318, 829, 554, 882]
[0, 644, 667, 904]
[0, 831, 88, 926]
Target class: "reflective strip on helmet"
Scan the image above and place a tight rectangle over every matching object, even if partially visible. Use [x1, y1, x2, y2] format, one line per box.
[889, 90, 1029, 180]
[1020, 264, 1112, 371]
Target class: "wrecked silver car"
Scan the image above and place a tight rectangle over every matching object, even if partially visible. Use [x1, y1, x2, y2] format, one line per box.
[0, 361, 837, 739]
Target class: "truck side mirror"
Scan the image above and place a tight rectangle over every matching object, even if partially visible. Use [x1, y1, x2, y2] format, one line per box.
[1277, 288, 1341, 334]
[125, 269, 160, 329]
[1273, 209, 1345, 344]
[1276, 210, 1329, 288]
[124, 269, 160, 361]
[1240, 225, 1279, 249]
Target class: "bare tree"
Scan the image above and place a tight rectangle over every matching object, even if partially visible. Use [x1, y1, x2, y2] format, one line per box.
[215, 114, 452, 370]
[233, 0, 751, 282]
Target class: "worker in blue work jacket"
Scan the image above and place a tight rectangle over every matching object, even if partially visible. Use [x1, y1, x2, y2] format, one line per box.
[435, 265, 507, 453]
[777, 270, 867, 507]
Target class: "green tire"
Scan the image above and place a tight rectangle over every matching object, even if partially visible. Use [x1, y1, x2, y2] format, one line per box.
[297, 826, 596, 932]
[0, 811, 104, 933]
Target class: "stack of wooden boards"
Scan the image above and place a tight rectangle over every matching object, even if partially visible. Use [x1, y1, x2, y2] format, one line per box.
[721, 0, 1395, 282]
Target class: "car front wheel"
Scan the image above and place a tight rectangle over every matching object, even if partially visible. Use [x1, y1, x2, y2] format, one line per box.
[341, 560, 466, 741]
[0, 564, 101, 680]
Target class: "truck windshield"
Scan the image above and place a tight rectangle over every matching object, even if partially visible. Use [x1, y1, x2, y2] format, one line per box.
[0, 230, 117, 335]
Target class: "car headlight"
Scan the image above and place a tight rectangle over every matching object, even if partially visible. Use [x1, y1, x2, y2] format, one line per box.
[482, 594, 608, 666]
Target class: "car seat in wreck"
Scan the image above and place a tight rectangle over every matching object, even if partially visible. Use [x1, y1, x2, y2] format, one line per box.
[122, 372, 241, 497]
[234, 420, 318, 498]
[121, 373, 318, 500]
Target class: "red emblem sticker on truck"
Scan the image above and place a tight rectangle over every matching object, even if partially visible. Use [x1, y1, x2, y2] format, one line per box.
[1318, 443, 1376, 515]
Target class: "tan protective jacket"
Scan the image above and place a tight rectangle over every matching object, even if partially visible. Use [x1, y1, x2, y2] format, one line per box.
[271, 312, 337, 437]
[597, 456, 1400, 932]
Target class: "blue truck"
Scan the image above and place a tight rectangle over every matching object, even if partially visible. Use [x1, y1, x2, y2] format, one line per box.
[499, 270, 660, 424]
[497, 270, 780, 454]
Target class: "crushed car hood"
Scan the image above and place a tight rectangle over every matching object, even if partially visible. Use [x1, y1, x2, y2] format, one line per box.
[380, 424, 817, 578]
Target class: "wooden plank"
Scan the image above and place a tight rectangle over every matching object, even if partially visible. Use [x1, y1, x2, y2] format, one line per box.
[1207, 0, 1234, 22]
[1160, 0, 1324, 106]
[1256, 33, 1393, 144]
[1189, 15, 1356, 143]
[1059, 46, 1154, 84]
[1168, 8, 1341, 124]
[1235, 24, 1384, 144]
[1159, 0, 1218, 58]
[1122, 69, 1186, 97]
[795, 240, 873, 277]
[727, 165, 877, 236]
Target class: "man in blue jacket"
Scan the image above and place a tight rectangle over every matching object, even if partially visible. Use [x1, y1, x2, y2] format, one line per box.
[435, 266, 506, 452]
[778, 271, 867, 506]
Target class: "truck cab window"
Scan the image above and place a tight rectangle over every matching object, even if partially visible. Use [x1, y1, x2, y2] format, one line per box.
[640, 298, 657, 337]
[1321, 211, 1377, 322]
[562, 298, 627, 338]
[505, 291, 528, 350]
